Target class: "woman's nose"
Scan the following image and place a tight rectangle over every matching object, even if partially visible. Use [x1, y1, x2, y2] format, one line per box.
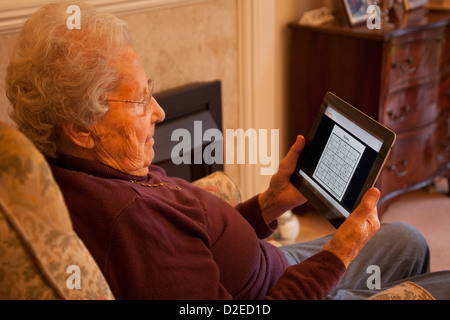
[151, 97, 165, 123]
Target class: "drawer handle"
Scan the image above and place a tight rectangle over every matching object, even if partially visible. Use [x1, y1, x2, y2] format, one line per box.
[387, 105, 411, 122]
[438, 37, 447, 45]
[391, 57, 416, 74]
[388, 160, 409, 178]
[441, 138, 450, 152]
[447, 89, 450, 101]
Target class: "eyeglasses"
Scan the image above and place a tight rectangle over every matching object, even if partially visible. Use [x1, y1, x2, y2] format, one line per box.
[105, 79, 154, 113]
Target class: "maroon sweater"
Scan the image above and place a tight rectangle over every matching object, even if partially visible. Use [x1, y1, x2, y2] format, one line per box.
[47, 155, 346, 300]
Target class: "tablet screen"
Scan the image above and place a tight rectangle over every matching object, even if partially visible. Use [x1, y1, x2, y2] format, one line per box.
[298, 105, 383, 219]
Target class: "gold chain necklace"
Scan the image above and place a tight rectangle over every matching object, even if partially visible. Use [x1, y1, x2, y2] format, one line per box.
[70, 170, 181, 190]
[129, 180, 181, 190]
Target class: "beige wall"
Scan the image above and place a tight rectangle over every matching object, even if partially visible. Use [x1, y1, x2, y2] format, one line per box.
[274, 0, 338, 155]
[0, 0, 338, 197]
[124, 0, 238, 128]
[0, 32, 20, 126]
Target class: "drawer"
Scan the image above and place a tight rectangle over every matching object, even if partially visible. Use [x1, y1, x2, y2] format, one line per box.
[382, 79, 441, 132]
[441, 26, 450, 72]
[443, 114, 450, 159]
[441, 73, 450, 112]
[385, 28, 445, 90]
[380, 117, 449, 196]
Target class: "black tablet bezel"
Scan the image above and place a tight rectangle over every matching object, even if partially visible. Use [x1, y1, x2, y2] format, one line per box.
[290, 92, 396, 228]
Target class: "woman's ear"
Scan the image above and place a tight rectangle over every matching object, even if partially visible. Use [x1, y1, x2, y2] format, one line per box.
[61, 122, 95, 149]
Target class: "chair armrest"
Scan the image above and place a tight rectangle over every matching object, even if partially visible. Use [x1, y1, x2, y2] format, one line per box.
[368, 281, 435, 300]
[192, 171, 242, 207]
[0, 123, 114, 300]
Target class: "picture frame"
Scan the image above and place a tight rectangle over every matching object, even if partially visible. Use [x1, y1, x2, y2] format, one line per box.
[403, 0, 429, 11]
[341, 0, 374, 25]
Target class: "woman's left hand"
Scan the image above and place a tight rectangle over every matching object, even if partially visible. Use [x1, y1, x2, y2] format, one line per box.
[258, 135, 308, 224]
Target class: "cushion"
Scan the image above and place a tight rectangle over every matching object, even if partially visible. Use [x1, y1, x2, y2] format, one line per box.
[192, 171, 242, 206]
[0, 123, 114, 300]
[368, 281, 435, 300]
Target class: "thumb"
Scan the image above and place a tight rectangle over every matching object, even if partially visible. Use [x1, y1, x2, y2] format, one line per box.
[353, 187, 380, 218]
[279, 135, 305, 172]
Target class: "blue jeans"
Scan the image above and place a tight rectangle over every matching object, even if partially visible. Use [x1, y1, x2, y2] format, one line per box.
[279, 222, 450, 300]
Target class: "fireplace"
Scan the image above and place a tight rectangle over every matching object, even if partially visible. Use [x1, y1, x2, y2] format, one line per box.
[153, 80, 223, 182]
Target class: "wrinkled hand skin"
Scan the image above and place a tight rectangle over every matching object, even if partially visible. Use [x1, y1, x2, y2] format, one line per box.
[322, 188, 381, 267]
[259, 136, 307, 225]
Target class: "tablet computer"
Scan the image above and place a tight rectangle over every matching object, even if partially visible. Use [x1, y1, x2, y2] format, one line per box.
[290, 92, 396, 228]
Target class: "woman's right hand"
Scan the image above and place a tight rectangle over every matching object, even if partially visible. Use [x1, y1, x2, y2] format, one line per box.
[322, 187, 381, 267]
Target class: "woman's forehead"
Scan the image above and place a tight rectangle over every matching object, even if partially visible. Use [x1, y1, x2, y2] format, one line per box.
[110, 47, 148, 93]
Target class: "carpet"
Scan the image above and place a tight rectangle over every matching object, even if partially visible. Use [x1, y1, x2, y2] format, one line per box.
[381, 179, 450, 272]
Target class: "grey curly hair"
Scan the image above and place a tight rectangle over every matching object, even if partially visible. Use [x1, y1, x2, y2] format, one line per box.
[6, 1, 132, 157]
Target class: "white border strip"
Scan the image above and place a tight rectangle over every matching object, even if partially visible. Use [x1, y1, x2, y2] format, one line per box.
[236, 0, 276, 200]
[300, 171, 350, 218]
[0, 0, 210, 34]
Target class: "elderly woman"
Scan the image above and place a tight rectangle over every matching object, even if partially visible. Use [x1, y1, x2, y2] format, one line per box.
[6, 1, 448, 300]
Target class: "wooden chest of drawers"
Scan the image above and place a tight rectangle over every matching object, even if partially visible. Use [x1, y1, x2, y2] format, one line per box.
[288, 8, 450, 215]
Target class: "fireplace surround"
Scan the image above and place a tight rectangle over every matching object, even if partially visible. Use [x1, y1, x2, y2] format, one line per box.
[153, 80, 223, 182]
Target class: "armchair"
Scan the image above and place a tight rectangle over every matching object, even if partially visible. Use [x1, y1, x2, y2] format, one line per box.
[0, 122, 114, 299]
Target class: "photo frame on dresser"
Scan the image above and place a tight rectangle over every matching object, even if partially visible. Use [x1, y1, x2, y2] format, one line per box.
[341, 0, 374, 25]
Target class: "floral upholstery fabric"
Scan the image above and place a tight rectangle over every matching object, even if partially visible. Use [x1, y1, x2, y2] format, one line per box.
[0, 123, 114, 300]
[368, 281, 435, 300]
[192, 171, 242, 207]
